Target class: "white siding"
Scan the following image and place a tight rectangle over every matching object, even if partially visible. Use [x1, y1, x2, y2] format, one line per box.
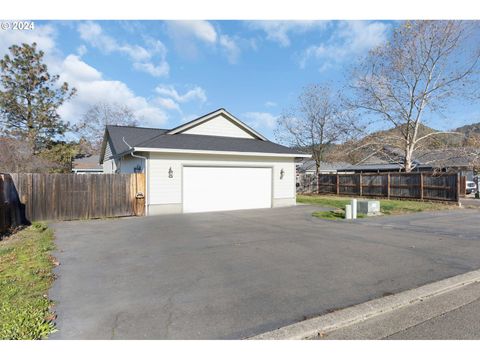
[103, 140, 113, 162]
[147, 153, 295, 208]
[102, 159, 117, 174]
[103, 155, 145, 174]
[102, 140, 117, 173]
[182, 114, 255, 139]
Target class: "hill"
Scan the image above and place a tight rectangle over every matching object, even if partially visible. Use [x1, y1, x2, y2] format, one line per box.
[293, 122, 480, 164]
[455, 122, 480, 137]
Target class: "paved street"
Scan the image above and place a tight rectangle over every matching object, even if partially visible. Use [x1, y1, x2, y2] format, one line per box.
[461, 197, 480, 209]
[49, 206, 480, 339]
[318, 281, 480, 340]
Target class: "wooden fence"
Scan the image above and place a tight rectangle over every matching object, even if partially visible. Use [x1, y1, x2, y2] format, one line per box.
[317, 172, 460, 202]
[1, 173, 145, 234]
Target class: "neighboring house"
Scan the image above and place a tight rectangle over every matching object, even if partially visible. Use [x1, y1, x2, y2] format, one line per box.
[295, 160, 352, 193]
[296, 159, 352, 175]
[100, 108, 310, 214]
[337, 162, 430, 173]
[72, 155, 103, 174]
[338, 148, 479, 180]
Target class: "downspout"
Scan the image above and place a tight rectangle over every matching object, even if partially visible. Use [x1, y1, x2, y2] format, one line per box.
[123, 137, 149, 216]
[123, 137, 148, 163]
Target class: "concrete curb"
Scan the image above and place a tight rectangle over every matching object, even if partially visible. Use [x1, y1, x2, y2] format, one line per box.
[249, 269, 480, 340]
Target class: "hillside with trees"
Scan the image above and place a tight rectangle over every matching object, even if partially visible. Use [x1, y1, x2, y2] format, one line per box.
[455, 122, 480, 137]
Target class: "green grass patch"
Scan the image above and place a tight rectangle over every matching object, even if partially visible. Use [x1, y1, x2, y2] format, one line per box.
[0, 223, 57, 339]
[312, 209, 366, 220]
[298, 194, 457, 219]
[297, 195, 352, 209]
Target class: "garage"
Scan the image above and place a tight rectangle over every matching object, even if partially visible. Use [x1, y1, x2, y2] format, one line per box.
[183, 166, 272, 213]
[101, 108, 310, 214]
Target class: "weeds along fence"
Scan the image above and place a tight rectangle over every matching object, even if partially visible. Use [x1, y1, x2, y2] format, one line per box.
[0, 173, 145, 235]
[298, 172, 460, 202]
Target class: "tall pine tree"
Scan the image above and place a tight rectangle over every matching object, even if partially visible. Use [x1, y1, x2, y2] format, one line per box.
[0, 43, 76, 154]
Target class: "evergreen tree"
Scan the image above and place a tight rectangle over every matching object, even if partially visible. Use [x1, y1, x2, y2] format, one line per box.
[0, 42, 76, 154]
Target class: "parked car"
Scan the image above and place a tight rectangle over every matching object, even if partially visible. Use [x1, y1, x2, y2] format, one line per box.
[466, 180, 477, 195]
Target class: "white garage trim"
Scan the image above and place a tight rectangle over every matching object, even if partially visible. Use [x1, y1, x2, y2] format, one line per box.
[181, 165, 273, 213]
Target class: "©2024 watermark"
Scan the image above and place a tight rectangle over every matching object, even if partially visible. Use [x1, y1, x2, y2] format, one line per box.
[1, 20, 35, 31]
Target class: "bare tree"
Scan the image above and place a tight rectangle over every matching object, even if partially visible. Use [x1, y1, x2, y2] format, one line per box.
[349, 21, 480, 172]
[0, 137, 59, 173]
[75, 102, 138, 153]
[275, 84, 355, 174]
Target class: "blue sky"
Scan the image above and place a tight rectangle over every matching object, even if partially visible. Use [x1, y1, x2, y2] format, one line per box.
[0, 20, 478, 141]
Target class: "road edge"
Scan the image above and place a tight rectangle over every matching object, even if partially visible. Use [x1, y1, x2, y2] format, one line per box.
[249, 269, 480, 340]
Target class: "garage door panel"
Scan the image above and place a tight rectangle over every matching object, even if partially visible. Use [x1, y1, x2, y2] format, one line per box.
[183, 167, 272, 213]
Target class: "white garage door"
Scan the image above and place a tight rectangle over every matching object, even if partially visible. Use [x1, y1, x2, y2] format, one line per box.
[183, 166, 272, 213]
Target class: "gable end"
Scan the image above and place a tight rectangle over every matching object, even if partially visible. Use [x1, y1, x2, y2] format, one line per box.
[182, 114, 255, 139]
[168, 109, 267, 141]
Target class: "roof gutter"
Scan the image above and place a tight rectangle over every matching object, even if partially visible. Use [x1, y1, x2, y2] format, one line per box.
[122, 137, 148, 163]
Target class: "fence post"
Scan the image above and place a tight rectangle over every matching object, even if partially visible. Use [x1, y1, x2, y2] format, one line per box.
[456, 173, 461, 205]
[420, 173, 424, 200]
[359, 173, 363, 196]
[336, 174, 339, 195]
[0, 175, 4, 234]
[387, 173, 390, 199]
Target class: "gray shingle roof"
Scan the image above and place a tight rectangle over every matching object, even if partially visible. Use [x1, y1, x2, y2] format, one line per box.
[136, 133, 301, 155]
[415, 148, 479, 167]
[338, 163, 409, 172]
[297, 160, 352, 172]
[104, 125, 303, 158]
[341, 148, 480, 172]
[72, 155, 102, 170]
[105, 125, 168, 156]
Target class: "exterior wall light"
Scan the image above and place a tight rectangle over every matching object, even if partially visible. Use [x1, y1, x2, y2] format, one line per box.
[280, 168, 285, 179]
[133, 165, 142, 173]
[168, 167, 173, 178]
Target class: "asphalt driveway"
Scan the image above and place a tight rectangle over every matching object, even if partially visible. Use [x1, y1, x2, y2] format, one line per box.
[50, 205, 480, 339]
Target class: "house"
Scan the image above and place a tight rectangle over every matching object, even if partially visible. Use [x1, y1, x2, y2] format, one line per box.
[72, 155, 103, 174]
[296, 159, 352, 175]
[100, 108, 310, 214]
[337, 148, 479, 180]
[295, 159, 352, 193]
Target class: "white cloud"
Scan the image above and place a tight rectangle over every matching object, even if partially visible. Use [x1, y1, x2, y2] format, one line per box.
[0, 26, 169, 127]
[300, 21, 389, 69]
[133, 62, 169, 77]
[339, 21, 388, 53]
[76, 44, 88, 56]
[166, 20, 242, 64]
[154, 84, 207, 116]
[166, 20, 217, 44]
[59, 54, 102, 82]
[265, 101, 277, 108]
[248, 21, 328, 47]
[243, 112, 278, 130]
[155, 84, 207, 104]
[57, 55, 168, 126]
[0, 23, 57, 57]
[219, 35, 240, 64]
[77, 21, 169, 77]
[156, 97, 181, 112]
